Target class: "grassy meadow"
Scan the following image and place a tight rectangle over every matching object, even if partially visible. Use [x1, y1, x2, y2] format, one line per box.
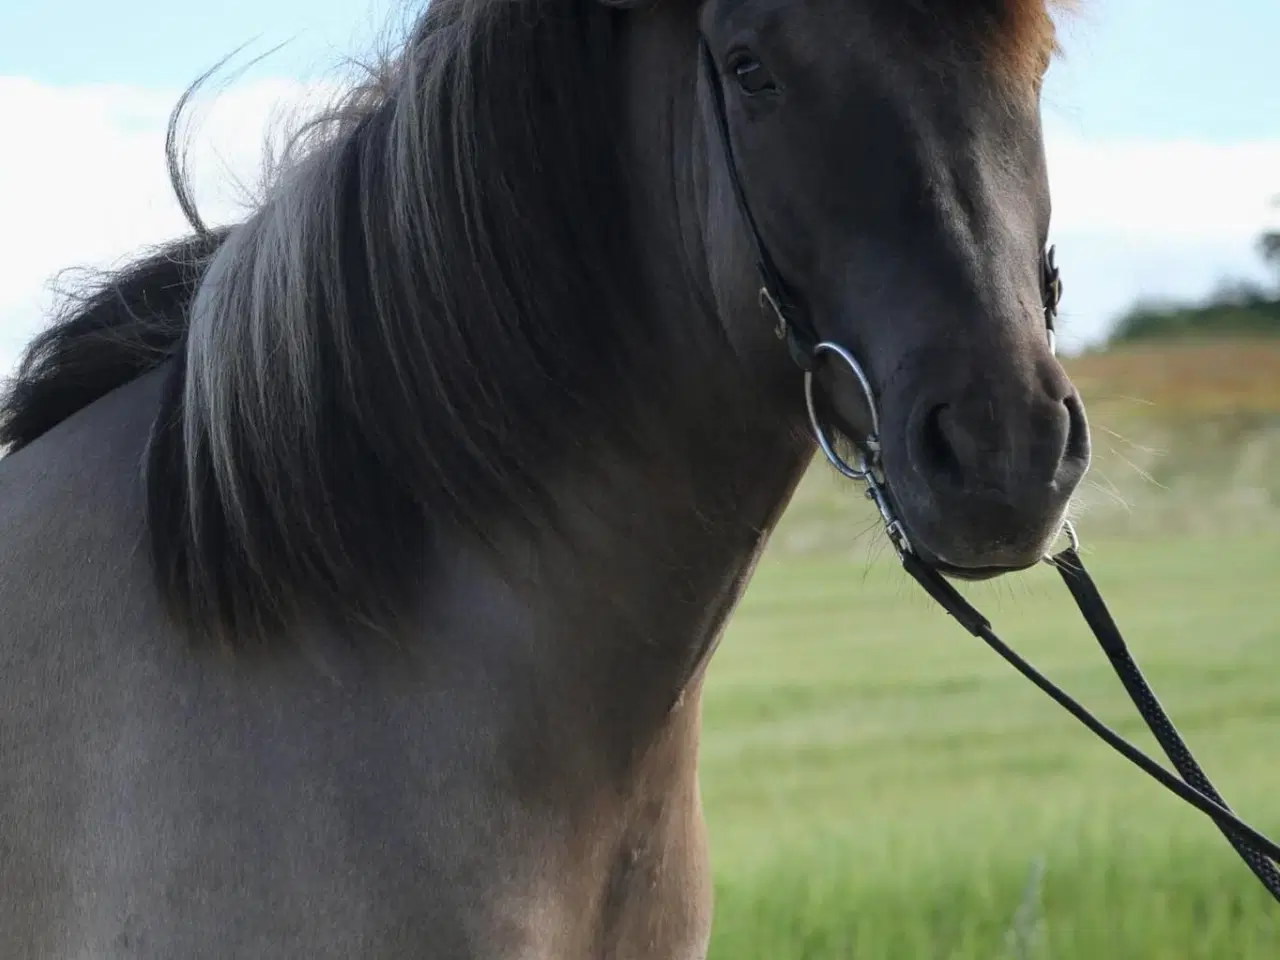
[698, 340, 1280, 958]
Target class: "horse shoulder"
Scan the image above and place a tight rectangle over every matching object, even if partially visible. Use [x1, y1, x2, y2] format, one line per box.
[0, 366, 174, 955]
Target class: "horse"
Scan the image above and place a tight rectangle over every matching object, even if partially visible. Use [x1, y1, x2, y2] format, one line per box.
[0, 0, 1090, 954]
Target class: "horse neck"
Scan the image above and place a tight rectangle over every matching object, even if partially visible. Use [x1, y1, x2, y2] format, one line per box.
[507, 77, 815, 752]
[495, 20, 818, 754]
[500, 370, 812, 772]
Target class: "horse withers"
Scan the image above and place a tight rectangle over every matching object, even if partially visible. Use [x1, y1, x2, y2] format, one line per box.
[0, 0, 1087, 955]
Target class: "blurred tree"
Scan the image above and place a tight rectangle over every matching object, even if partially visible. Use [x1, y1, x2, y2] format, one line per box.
[1104, 195, 1280, 346]
[1260, 231, 1280, 282]
[1260, 195, 1280, 287]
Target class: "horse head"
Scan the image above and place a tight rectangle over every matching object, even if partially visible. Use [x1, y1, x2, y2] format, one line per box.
[611, 0, 1091, 576]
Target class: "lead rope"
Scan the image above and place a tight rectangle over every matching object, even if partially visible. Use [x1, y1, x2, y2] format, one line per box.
[700, 33, 1280, 899]
[1050, 549, 1280, 893]
[901, 548, 1280, 876]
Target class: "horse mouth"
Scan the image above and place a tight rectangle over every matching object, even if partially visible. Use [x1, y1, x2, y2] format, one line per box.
[928, 558, 1039, 581]
[867, 476, 1049, 581]
[814, 408, 1057, 580]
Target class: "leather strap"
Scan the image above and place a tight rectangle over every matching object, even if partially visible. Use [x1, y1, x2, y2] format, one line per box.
[699, 37, 818, 370]
[1053, 548, 1280, 892]
[901, 550, 1280, 882]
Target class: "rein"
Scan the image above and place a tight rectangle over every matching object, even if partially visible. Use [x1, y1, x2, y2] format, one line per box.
[699, 38, 1280, 899]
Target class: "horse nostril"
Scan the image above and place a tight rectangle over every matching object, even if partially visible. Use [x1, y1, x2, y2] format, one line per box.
[906, 389, 1088, 496]
[1060, 392, 1091, 471]
[916, 402, 965, 488]
[1054, 394, 1095, 491]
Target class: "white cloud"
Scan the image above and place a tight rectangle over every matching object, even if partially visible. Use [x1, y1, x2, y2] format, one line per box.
[1, 74, 1278, 377]
[0, 74, 335, 375]
[1044, 121, 1280, 241]
[1041, 120, 1279, 345]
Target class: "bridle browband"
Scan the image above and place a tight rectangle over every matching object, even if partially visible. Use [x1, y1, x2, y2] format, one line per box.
[699, 37, 1280, 899]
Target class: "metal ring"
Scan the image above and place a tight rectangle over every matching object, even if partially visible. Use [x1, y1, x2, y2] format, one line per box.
[803, 341, 881, 481]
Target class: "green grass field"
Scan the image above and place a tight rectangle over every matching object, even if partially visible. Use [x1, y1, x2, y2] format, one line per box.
[699, 533, 1280, 958]
[697, 344, 1280, 958]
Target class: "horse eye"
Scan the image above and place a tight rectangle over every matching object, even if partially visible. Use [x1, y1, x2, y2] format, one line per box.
[731, 55, 776, 96]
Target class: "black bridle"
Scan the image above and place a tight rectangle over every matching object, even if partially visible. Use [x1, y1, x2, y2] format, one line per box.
[699, 37, 1280, 900]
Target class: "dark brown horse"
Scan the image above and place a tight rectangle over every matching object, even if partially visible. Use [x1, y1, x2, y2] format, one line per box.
[0, 0, 1088, 955]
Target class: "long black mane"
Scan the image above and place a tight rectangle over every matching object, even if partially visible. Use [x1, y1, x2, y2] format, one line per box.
[0, 0, 667, 644]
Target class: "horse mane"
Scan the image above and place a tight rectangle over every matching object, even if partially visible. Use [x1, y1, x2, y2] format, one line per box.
[905, 0, 1075, 86]
[0, 0, 663, 645]
[989, 0, 1076, 84]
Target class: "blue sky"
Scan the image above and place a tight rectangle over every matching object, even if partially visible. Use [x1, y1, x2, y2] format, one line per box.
[0, 0, 407, 87]
[5, 0, 1277, 138]
[1045, 0, 1279, 141]
[2, 0, 1278, 364]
